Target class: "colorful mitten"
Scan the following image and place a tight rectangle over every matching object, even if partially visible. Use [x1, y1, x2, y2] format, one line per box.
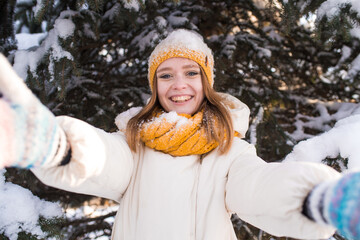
[0, 54, 68, 168]
[303, 171, 360, 240]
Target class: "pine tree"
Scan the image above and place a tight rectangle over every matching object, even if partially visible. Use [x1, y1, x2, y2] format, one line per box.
[0, 0, 17, 55]
[1, 0, 359, 239]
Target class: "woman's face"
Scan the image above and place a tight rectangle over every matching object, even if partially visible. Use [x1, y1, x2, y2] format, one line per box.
[156, 57, 205, 115]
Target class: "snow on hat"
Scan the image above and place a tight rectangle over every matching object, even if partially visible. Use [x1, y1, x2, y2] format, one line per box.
[148, 29, 214, 92]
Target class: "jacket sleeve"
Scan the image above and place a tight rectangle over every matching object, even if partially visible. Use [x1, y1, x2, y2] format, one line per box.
[31, 116, 134, 202]
[225, 141, 341, 239]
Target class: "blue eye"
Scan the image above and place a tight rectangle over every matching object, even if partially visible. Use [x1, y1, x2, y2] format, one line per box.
[187, 71, 199, 76]
[159, 74, 171, 79]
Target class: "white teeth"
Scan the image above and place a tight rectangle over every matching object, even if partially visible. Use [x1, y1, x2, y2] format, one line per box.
[171, 96, 192, 102]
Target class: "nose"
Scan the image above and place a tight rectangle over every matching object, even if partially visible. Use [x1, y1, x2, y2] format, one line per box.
[172, 74, 187, 90]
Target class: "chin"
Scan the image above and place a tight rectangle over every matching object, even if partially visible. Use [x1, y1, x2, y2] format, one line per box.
[164, 101, 200, 115]
[178, 109, 197, 115]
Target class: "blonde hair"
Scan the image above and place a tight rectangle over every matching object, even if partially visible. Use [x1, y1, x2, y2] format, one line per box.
[126, 68, 234, 155]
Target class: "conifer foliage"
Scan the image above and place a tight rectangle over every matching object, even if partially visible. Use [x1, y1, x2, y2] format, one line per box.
[1, 0, 360, 239]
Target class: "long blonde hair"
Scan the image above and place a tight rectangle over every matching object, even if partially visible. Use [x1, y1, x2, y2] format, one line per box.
[126, 68, 234, 155]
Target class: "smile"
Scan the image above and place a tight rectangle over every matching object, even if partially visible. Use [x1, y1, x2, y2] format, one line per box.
[170, 95, 193, 103]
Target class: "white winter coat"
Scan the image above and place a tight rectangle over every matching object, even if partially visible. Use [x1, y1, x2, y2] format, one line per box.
[32, 94, 340, 240]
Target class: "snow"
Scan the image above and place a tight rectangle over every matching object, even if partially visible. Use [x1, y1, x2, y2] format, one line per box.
[318, 0, 360, 19]
[257, 47, 272, 58]
[155, 16, 167, 28]
[16, 0, 33, 3]
[103, 3, 120, 20]
[348, 54, 360, 79]
[317, 0, 360, 43]
[13, 10, 76, 80]
[167, 15, 189, 27]
[63, 203, 118, 239]
[244, 95, 360, 171]
[338, 45, 352, 64]
[0, 169, 62, 240]
[121, 110, 192, 134]
[221, 35, 236, 58]
[284, 113, 360, 170]
[121, 0, 141, 11]
[15, 33, 47, 50]
[83, 23, 96, 39]
[284, 101, 360, 170]
[54, 18, 75, 39]
[33, 0, 43, 17]
[131, 30, 160, 52]
[249, 106, 264, 145]
[253, 0, 267, 9]
[350, 27, 360, 39]
[314, 0, 360, 83]
[158, 111, 189, 126]
[143, 111, 190, 130]
[265, 26, 284, 42]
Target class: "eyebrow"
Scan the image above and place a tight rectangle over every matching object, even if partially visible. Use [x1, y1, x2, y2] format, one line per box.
[183, 64, 200, 69]
[157, 64, 200, 74]
[156, 67, 172, 74]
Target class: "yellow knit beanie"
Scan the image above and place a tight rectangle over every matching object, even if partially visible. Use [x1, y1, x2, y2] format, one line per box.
[148, 29, 214, 91]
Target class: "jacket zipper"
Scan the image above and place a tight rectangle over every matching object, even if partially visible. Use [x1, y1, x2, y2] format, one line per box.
[193, 155, 204, 240]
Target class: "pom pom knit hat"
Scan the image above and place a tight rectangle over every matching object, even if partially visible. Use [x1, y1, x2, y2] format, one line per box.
[148, 29, 214, 92]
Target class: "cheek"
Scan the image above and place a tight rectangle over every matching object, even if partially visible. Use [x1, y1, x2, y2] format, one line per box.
[156, 82, 169, 102]
[194, 80, 204, 99]
[197, 91, 205, 106]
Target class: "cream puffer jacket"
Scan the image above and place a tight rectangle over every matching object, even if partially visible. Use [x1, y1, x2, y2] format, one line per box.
[32, 94, 340, 240]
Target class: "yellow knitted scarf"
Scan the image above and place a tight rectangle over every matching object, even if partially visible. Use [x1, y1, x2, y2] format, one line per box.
[139, 110, 218, 156]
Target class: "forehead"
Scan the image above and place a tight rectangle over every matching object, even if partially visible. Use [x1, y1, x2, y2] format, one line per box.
[157, 57, 199, 70]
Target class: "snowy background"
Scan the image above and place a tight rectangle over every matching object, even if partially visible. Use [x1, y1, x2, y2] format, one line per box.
[1, 0, 360, 239]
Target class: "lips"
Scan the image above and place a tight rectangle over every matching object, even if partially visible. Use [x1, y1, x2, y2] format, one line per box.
[170, 95, 193, 103]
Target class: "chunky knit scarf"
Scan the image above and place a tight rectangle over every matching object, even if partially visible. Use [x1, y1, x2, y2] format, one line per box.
[140, 110, 219, 156]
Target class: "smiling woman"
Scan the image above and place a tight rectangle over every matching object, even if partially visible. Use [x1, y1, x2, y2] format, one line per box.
[125, 30, 235, 155]
[156, 58, 204, 115]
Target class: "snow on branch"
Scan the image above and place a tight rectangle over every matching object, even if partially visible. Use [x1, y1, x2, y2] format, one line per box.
[284, 102, 360, 170]
[13, 10, 76, 81]
[0, 170, 62, 240]
[121, 0, 141, 11]
[317, 0, 360, 19]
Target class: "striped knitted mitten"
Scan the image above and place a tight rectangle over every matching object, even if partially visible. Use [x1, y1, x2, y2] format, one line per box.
[0, 54, 68, 168]
[303, 172, 360, 240]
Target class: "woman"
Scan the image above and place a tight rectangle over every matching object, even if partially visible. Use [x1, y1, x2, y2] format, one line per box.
[0, 29, 359, 240]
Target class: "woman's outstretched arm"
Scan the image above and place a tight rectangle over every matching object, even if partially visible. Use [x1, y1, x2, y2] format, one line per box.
[0, 54, 68, 169]
[225, 140, 341, 239]
[32, 116, 134, 202]
[0, 54, 134, 202]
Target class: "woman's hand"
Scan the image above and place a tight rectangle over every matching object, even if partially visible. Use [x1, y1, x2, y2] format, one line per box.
[325, 172, 360, 239]
[0, 54, 67, 168]
[304, 171, 360, 240]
